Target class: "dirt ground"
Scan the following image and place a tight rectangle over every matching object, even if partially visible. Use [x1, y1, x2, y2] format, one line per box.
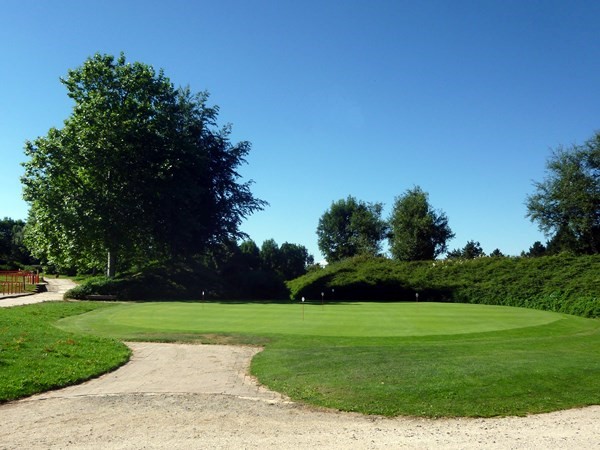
[1, 285, 599, 449]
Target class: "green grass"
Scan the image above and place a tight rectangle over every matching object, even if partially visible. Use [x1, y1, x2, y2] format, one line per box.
[56, 301, 600, 417]
[57, 302, 559, 338]
[0, 302, 130, 403]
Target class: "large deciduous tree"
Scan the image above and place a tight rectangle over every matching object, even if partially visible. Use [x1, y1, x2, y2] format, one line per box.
[21, 53, 265, 276]
[388, 186, 454, 261]
[526, 132, 600, 254]
[316, 196, 387, 263]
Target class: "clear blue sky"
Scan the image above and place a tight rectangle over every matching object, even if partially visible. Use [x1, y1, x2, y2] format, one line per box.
[2, 0, 600, 261]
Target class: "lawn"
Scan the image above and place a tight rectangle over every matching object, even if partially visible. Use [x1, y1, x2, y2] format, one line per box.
[56, 301, 600, 417]
[0, 302, 130, 403]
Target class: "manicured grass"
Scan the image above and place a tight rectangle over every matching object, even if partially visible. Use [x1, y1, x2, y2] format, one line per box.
[56, 301, 559, 338]
[0, 302, 130, 403]
[57, 301, 600, 417]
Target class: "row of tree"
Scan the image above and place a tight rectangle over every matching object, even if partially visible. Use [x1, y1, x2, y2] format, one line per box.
[201, 238, 313, 299]
[316, 129, 600, 263]
[17, 52, 600, 280]
[316, 187, 454, 263]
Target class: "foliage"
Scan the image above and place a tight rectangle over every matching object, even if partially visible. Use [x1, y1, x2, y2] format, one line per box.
[526, 131, 600, 254]
[0, 302, 129, 403]
[523, 241, 547, 257]
[288, 254, 600, 318]
[0, 217, 36, 267]
[260, 239, 281, 273]
[388, 186, 454, 261]
[489, 248, 505, 257]
[21, 53, 265, 276]
[64, 238, 313, 301]
[316, 196, 387, 263]
[278, 242, 315, 280]
[447, 240, 485, 259]
[258, 239, 314, 280]
[64, 259, 223, 301]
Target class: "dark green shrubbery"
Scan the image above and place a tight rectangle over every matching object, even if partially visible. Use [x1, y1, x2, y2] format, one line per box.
[65, 262, 221, 301]
[64, 259, 289, 301]
[288, 254, 600, 318]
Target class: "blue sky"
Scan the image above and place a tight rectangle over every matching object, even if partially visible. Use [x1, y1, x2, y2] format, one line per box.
[2, 0, 600, 261]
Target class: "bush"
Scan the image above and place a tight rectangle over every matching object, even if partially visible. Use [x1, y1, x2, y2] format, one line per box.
[64, 262, 220, 301]
[64, 260, 291, 301]
[287, 254, 600, 318]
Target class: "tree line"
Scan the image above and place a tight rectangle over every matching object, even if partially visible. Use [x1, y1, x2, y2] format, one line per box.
[316, 188, 503, 262]
[316, 187, 453, 263]
[316, 130, 600, 263]
[15, 52, 600, 289]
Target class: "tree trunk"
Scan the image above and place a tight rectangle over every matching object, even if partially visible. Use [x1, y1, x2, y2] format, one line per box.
[107, 251, 116, 278]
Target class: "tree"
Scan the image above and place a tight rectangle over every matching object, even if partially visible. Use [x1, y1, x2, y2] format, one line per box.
[447, 240, 485, 259]
[21, 53, 265, 276]
[316, 196, 387, 263]
[0, 218, 34, 266]
[526, 132, 600, 254]
[260, 239, 281, 273]
[258, 239, 313, 279]
[489, 248, 505, 258]
[239, 240, 261, 270]
[524, 241, 547, 257]
[278, 242, 314, 280]
[388, 187, 454, 261]
[463, 240, 485, 259]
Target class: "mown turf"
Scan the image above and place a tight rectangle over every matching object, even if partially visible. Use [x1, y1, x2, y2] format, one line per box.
[56, 301, 600, 417]
[0, 302, 130, 403]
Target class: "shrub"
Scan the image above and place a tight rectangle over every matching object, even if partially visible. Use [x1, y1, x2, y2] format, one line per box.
[287, 254, 600, 318]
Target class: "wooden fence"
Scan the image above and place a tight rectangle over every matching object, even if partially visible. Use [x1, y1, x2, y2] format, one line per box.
[0, 271, 40, 295]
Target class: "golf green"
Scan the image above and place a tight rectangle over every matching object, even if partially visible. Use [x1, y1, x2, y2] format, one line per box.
[58, 302, 562, 338]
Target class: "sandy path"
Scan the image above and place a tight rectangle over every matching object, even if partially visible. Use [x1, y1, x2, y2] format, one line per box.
[0, 277, 76, 307]
[1, 288, 599, 448]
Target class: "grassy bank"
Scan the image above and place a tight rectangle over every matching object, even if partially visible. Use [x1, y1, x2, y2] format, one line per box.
[0, 302, 130, 403]
[288, 254, 600, 318]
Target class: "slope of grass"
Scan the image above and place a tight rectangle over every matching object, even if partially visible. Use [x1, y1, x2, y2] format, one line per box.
[57, 301, 600, 417]
[287, 254, 600, 318]
[0, 302, 130, 403]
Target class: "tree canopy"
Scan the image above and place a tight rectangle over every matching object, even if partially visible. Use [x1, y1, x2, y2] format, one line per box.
[21, 53, 265, 276]
[447, 240, 485, 259]
[0, 217, 35, 267]
[316, 196, 387, 263]
[388, 186, 454, 261]
[526, 132, 600, 254]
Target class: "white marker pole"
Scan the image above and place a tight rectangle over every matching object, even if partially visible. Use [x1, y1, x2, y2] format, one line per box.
[302, 297, 305, 320]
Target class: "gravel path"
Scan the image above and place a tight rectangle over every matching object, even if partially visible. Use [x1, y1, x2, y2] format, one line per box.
[0, 277, 76, 307]
[1, 286, 599, 449]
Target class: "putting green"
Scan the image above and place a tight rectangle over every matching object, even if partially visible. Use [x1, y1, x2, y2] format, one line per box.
[58, 302, 563, 338]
